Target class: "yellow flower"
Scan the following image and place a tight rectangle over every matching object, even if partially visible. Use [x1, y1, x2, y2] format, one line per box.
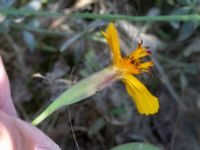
[102, 23, 159, 115]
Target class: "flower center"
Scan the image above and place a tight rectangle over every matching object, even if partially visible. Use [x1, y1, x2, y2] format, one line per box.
[114, 45, 153, 76]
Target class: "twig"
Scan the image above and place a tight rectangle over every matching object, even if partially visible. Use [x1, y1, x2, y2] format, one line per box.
[67, 106, 80, 150]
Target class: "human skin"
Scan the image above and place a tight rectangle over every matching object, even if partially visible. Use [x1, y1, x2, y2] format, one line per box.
[0, 56, 61, 150]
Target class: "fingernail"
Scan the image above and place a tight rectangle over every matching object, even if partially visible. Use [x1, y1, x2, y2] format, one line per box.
[35, 141, 61, 150]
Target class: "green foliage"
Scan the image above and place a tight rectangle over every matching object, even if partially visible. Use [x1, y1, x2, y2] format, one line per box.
[88, 108, 126, 136]
[111, 142, 161, 150]
[170, 0, 200, 40]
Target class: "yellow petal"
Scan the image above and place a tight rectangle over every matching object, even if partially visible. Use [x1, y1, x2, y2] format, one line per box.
[102, 22, 121, 64]
[139, 61, 154, 72]
[128, 43, 150, 61]
[123, 74, 159, 115]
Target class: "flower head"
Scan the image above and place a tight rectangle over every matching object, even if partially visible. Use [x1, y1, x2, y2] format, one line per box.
[102, 23, 159, 115]
[32, 22, 160, 126]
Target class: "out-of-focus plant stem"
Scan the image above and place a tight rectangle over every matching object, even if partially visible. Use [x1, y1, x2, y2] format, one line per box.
[1, 8, 200, 22]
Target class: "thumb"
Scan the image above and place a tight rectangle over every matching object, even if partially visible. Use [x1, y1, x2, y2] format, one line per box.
[0, 56, 17, 116]
[0, 111, 61, 150]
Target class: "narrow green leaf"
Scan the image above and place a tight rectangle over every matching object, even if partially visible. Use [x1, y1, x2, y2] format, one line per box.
[111, 142, 161, 150]
[178, 21, 199, 41]
[60, 32, 85, 52]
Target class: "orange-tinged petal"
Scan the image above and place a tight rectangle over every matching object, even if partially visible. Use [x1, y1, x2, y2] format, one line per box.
[122, 74, 159, 115]
[139, 61, 154, 72]
[139, 61, 153, 68]
[102, 23, 121, 64]
[128, 42, 151, 61]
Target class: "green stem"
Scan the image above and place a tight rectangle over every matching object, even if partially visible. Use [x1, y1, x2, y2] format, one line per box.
[70, 13, 200, 22]
[0, 8, 200, 22]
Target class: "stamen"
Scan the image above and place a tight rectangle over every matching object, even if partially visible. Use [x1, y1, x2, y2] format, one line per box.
[130, 56, 134, 61]
[138, 40, 143, 48]
[146, 50, 152, 55]
[130, 60, 135, 64]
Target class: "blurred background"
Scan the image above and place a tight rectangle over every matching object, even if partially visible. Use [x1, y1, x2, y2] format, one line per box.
[0, 0, 200, 150]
